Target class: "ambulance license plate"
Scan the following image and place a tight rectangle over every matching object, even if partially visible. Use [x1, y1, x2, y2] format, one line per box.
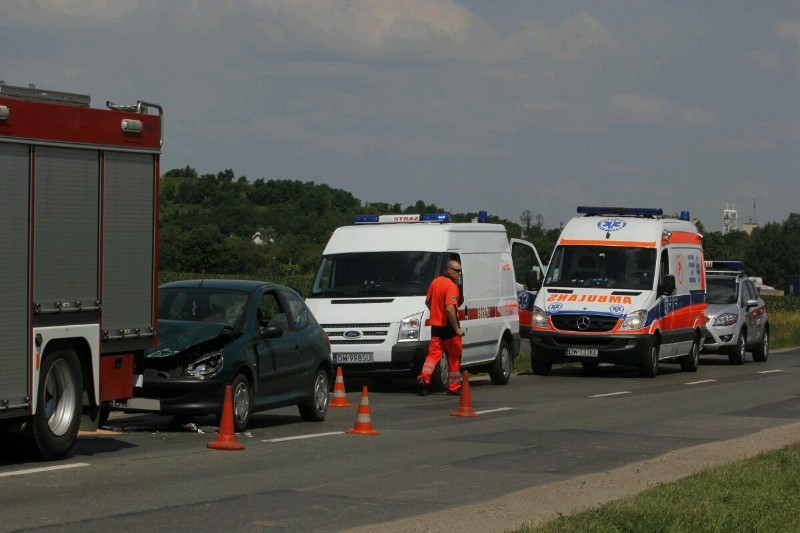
[566, 347, 598, 357]
[334, 352, 374, 363]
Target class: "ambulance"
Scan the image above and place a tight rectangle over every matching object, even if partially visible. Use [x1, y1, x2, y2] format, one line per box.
[305, 212, 544, 390]
[528, 207, 707, 377]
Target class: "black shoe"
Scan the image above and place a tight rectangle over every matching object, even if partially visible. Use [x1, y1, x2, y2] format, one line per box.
[417, 378, 428, 396]
[446, 389, 461, 396]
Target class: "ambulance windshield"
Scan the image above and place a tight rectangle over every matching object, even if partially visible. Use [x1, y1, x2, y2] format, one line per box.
[544, 246, 656, 290]
[308, 251, 442, 298]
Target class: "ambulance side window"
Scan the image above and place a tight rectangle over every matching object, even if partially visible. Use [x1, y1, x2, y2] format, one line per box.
[449, 253, 464, 306]
[659, 250, 670, 286]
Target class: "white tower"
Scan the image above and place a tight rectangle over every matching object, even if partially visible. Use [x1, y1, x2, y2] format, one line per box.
[722, 205, 738, 235]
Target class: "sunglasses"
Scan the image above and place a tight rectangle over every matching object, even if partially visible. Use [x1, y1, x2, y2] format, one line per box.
[449, 267, 462, 273]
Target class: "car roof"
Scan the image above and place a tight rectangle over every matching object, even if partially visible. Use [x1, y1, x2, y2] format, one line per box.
[160, 279, 290, 292]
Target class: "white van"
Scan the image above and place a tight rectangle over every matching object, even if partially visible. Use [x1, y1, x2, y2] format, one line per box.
[528, 207, 707, 377]
[305, 212, 544, 390]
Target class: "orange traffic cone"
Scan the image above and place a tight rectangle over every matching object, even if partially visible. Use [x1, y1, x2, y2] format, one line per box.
[208, 385, 246, 450]
[451, 370, 478, 418]
[346, 386, 380, 435]
[330, 367, 353, 407]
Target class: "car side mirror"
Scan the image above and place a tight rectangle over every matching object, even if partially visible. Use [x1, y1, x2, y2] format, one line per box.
[260, 324, 283, 339]
[525, 270, 541, 290]
[746, 299, 759, 309]
[659, 274, 676, 296]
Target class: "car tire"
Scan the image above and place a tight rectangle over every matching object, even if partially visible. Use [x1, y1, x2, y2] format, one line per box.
[429, 358, 449, 392]
[299, 368, 330, 422]
[728, 332, 745, 365]
[230, 373, 252, 432]
[680, 336, 700, 372]
[29, 348, 83, 461]
[639, 340, 659, 378]
[752, 330, 769, 362]
[489, 339, 512, 385]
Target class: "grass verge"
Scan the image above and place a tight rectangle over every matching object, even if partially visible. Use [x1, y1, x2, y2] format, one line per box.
[519, 443, 800, 532]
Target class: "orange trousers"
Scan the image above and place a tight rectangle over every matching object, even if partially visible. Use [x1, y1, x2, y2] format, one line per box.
[418, 336, 463, 392]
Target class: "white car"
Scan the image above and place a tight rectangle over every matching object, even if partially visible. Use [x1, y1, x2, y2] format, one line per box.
[702, 272, 769, 364]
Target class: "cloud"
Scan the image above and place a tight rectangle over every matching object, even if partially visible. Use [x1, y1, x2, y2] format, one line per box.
[742, 48, 782, 73]
[711, 119, 800, 151]
[776, 19, 800, 73]
[610, 93, 719, 129]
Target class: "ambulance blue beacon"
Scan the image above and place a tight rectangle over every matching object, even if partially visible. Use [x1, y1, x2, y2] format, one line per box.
[529, 207, 707, 377]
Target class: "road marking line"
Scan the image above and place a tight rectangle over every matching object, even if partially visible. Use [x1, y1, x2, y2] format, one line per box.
[262, 431, 344, 443]
[474, 407, 513, 415]
[0, 463, 89, 478]
[589, 391, 631, 398]
[757, 369, 783, 374]
[685, 379, 718, 385]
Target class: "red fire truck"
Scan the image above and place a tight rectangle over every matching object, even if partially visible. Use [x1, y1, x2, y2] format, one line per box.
[0, 83, 161, 460]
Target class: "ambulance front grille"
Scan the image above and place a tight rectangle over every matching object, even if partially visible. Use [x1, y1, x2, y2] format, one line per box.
[551, 314, 619, 332]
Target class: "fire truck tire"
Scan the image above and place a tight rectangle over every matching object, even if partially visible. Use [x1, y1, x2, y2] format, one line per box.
[489, 339, 512, 385]
[30, 348, 83, 461]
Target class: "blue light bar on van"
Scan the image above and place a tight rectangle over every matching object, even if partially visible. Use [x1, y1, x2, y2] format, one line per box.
[419, 213, 450, 222]
[577, 206, 663, 217]
[353, 215, 380, 224]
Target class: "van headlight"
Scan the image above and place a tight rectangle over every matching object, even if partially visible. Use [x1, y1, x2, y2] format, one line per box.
[185, 350, 223, 378]
[713, 313, 738, 327]
[398, 312, 423, 342]
[619, 310, 647, 331]
[532, 306, 548, 328]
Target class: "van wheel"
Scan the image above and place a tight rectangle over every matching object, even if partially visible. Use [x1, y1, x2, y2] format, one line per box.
[680, 336, 700, 372]
[639, 341, 659, 378]
[728, 333, 745, 365]
[752, 330, 769, 362]
[29, 349, 83, 461]
[490, 339, 512, 385]
[531, 357, 552, 376]
[429, 358, 449, 392]
[581, 361, 599, 373]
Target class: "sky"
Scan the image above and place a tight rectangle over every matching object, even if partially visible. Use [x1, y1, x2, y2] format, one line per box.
[2, 1, 799, 231]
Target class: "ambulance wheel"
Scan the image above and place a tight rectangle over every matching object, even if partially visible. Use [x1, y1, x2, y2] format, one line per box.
[531, 357, 552, 376]
[639, 341, 659, 378]
[581, 361, 599, 373]
[680, 336, 700, 372]
[728, 332, 745, 365]
[490, 339, 512, 385]
[429, 359, 449, 392]
[752, 329, 769, 362]
[30, 348, 83, 461]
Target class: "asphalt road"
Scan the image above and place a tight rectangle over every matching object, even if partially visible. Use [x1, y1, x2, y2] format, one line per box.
[1, 348, 798, 532]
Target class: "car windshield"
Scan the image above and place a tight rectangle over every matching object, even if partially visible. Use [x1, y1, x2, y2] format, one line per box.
[158, 287, 249, 329]
[544, 246, 656, 290]
[308, 251, 442, 298]
[707, 277, 738, 304]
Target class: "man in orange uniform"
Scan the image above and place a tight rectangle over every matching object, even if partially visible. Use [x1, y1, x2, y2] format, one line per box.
[417, 259, 465, 396]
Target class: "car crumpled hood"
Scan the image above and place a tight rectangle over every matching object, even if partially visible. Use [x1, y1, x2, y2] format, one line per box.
[146, 320, 232, 358]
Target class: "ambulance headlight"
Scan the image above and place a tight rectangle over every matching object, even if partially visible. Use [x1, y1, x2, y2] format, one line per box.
[619, 310, 648, 331]
[398, 312, 423, 342]
[532, 306, 548, 328]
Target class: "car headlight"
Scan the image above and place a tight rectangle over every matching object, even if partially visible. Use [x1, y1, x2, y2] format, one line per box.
[713, 313, 738, 327]
[619, 309, 647, 331]
[532, 306, 548, 328]
[398, 312, 423, 342]
[185, 350, 223, 379]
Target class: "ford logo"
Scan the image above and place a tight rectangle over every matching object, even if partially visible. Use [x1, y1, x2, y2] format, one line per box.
[576, 316, 591, 330]
[343, 330, 362, 339]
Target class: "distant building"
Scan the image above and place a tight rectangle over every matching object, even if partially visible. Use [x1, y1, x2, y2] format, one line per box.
[251, 231, 274, 245]
[742, 222, 758, 235]
[722, 206, 738, 235]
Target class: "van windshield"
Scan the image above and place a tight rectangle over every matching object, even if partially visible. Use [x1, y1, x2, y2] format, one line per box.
[308, 251, 442, 298]
[544, 246, 656, 290]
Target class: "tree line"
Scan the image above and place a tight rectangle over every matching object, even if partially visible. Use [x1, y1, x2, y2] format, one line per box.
[160, 166, 799, 290]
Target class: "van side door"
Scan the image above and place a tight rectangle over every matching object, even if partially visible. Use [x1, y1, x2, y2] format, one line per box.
[510, 238, 545, 338]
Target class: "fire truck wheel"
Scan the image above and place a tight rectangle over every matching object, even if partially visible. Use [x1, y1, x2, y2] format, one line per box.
[639, 340, 659, 378]
[30, 348, 83, 461]
[489, 339, 512, 385]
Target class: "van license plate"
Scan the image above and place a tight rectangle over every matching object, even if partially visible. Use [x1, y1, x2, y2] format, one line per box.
[566, 348, 598, 357]
[334, 353, 374, 363]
